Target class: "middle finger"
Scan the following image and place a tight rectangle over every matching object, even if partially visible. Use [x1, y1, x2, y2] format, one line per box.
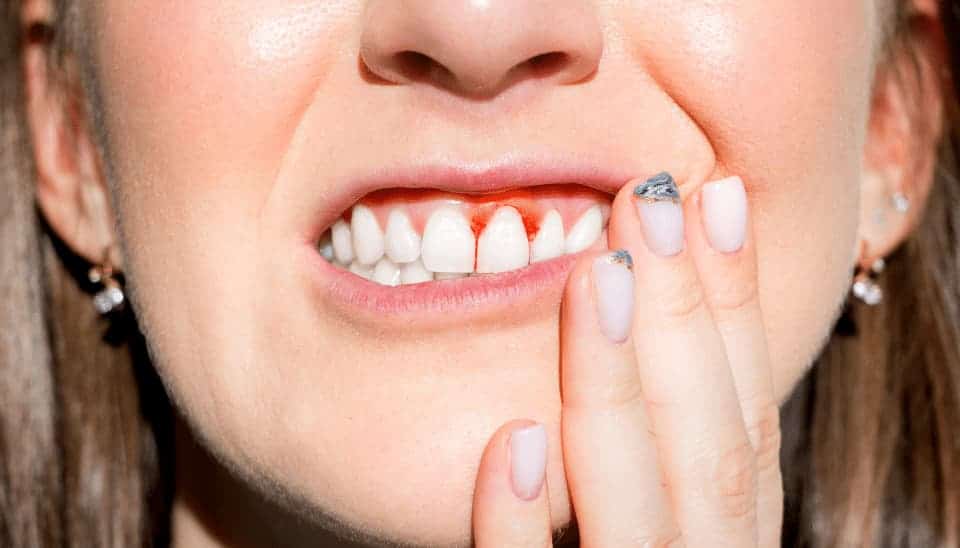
[609, 173, 758, 546]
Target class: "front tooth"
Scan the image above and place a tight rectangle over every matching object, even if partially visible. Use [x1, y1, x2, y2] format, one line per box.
[373, 258, 401, 287]
[565, 205, 603, 254]
[477, 206, 529, 273]
[385, 209, 421, 264]
[349, 261, 374, 280]
[332, 220, 354, 264]
[421, 207, 476, 273]
[400, 259, 434, 285]
[530, 210, 565, 263]
[351, 204, 385, 265]
[435, 272, 468, 280]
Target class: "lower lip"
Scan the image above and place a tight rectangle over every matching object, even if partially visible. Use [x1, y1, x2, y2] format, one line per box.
[303, 244, 580, 327]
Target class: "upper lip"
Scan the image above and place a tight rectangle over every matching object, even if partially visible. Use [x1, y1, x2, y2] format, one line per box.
[305, 154, 635, 241]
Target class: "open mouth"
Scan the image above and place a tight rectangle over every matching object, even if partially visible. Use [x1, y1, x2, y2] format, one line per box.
[315, 185, 612, 286]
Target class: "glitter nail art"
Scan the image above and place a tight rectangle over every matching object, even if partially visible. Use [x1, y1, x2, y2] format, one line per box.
[634, 172, 681, 204]
[609, 249, 634, 270]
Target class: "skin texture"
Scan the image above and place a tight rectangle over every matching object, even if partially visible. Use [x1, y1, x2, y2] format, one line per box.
[24, 0, 945, 546]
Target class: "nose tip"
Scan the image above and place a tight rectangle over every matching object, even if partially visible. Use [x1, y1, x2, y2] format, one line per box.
[360, 0, 603, 97]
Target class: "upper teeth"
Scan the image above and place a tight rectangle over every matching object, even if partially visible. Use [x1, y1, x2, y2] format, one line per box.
[385, 209, 421, 264]
[476, 206, 529, 274]
[564, 205, 603, 254]
[351, 205, 385, 266]
[530, 209, 565, 263]
[421, 207, 477, 274]
[323, 204, 606, 286]
[332, 219, 355, 265]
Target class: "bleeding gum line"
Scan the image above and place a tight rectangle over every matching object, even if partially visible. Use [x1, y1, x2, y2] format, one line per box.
[341, 185, 612, 240]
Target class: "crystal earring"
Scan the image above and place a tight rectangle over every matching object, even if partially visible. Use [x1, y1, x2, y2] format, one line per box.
[88, 247, 125, 315]
[892, 192, 911, 214]
[851, 256, 886, 306]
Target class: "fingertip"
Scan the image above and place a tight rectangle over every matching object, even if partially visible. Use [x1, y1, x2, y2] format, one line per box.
[608, 173, 686, 261]
[509, 423, 548, 501]
[474, 419, 547, 503]
[473, 420, 553, 548]
[700, 176, 748, 255]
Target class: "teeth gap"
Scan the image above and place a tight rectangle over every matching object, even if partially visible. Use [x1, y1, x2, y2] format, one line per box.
[319, 203, 608, 286]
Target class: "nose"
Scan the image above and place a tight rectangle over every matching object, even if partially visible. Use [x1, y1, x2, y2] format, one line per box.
[360, 0, 603, 97]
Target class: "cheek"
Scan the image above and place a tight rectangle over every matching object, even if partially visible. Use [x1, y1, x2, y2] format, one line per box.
[90, 2, 355, 457]
[618, 0, 875, 395]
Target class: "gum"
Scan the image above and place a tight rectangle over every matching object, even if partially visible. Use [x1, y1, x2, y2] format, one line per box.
[341, 185, 612, 239]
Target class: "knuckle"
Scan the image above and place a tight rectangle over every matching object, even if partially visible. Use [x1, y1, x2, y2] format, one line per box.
[562, 362, 645, 412]
[749, 402, 783, 474]
[635, 529, 685, 548]
[505, 524, 552, 548]
[707, 273, 759, 313]
[603, 376, 647, 411]
[709, 440, 759, 521]
[589, 529, 684, 548]
[651, 277, 706, 324]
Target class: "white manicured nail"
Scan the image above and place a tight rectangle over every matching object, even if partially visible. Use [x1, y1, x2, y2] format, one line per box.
[351, 205, 385, 266]
[332, 219, 354, 265]
[592, 251, 635, 344]
[701, 176, 747, 254]
[477, 206, 530, 274]
[385, 209, 421, 264]
[421, 208, 476, 273]
[530, 210, 565, 263]
[634, 173, 684, 257]
[565, 205, 603, 254]
[373, 258, 401, 287]
[400, 259, 434, 285]
[510, 423, 547, 501]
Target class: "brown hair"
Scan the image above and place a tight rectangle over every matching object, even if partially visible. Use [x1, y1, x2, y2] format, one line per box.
[1, 1, 958, 546]
[0, 2, 171, 546]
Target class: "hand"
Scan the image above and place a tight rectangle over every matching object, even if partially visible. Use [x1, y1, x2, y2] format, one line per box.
[472, 173, 783, 547]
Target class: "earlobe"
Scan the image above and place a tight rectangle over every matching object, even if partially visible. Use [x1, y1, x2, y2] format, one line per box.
[856, 13, 945, 268]
[23, 17, 121, 268]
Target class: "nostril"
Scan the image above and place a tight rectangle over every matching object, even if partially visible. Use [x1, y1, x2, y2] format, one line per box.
[524, 52, 571, 79]
[394, 50, 452, 83]
[379, 50, 578, 94]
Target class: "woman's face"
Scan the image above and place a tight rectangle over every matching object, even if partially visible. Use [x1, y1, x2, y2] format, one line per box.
[83, 1, 880, 545]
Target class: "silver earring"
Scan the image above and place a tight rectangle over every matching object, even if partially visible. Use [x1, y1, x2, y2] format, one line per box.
[88, 247, 125, 315]
[852, 256, 886, 306]
[892, 192, 911, 214]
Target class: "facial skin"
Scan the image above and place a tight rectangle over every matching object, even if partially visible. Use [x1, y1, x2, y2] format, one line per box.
[25, 0, 944, 546]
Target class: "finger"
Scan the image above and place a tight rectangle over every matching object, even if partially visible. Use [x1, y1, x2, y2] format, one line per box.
[608, 172, 758, 546]
[690, 176, 782, 547]
[560, 251, 682, 547]
[472, 420, 553, 548]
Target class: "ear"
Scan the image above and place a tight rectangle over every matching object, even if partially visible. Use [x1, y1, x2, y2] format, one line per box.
[857, 10, 946, 267]
[23, 4, 123, 269]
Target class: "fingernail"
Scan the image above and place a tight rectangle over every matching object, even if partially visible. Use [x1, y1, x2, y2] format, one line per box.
[592, 250, 635, 344]
[701, 176, 748, 253]
[634, 172, 684, 257]
[509, 423, 547, 501]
